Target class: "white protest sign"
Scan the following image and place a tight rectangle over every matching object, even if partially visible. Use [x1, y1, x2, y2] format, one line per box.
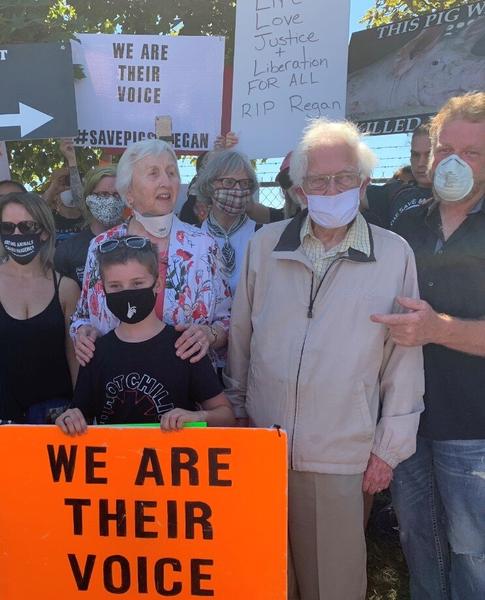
[231, 0, 350, 159]
[71, 34, 225, 150]
[0, 142, 9, 179]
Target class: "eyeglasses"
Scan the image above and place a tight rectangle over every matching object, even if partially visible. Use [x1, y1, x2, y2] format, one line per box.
[0, 220, 42, 235]
[98, 236, 150, 254]
[215, 177, 255, 191]
[303, 171, 361, 193]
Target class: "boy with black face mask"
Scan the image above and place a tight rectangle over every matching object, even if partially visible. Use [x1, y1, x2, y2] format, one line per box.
[56, 236, 234, 434]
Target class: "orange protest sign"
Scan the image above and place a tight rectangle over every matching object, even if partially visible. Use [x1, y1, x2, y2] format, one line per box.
[0, 426, 287, 599]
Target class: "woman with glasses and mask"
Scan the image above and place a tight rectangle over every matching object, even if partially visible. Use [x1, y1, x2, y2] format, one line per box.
[54, 166, 124, 287]
[0, 192, 80, 423]
[196, 150, 259, 295]
[71, 139, 231, 371]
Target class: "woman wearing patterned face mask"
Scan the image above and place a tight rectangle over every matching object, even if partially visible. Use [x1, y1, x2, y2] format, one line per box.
[197, 150, 259, 295]
[54, 166, 123, 287]
[0, 192, 80, 424]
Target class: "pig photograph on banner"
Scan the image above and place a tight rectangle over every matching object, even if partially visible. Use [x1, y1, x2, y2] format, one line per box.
[347, 1, 485, 124]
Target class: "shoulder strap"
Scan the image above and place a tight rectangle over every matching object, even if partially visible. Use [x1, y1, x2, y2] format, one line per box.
[52, 270, 63, 296]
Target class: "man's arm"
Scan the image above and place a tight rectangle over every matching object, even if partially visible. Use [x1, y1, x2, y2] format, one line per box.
[372, 297, 485, 357]
[370, 245, 425, 471]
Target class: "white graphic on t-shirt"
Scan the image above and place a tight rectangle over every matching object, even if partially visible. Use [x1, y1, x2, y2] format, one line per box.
[101, 372, 174, 424]
[127, 302, 136, 319]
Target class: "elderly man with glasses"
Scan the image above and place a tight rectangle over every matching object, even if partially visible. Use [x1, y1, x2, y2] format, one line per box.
[224, 119, 424, 600]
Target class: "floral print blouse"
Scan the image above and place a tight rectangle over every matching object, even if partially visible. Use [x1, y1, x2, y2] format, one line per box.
[70, 217, 232, 366]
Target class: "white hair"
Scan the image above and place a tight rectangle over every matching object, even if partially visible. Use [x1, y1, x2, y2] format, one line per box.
[289, 119, 378, 186]
[116, 139, 180, 202]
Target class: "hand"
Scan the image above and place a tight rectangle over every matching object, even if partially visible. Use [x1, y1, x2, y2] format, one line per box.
[174, 323, 211, 363]
[160, 408, 206, 431]
[213, 132, 239, 150]
[362, 453, 393, 494]
[44, 167, 70, 199]
[56, 408, 88, 436]
[213, 134, 226, 150]
[371, 297, 443, 347]
[224, 131, 239, 149]
[74, 325, 100, 366]
[60, 138, 77, 166]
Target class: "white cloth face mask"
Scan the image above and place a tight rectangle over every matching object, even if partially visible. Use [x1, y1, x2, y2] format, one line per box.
[133, 210, 173, 238]
[433, 154, 474, 202]
[306, 187, 360, 229]
[59, 189, 76, 208]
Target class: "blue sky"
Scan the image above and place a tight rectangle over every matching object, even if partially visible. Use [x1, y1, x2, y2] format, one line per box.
[350, 0, 372, 33]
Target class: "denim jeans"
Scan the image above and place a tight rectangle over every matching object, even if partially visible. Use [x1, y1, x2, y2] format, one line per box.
[391, 436, 485, 600]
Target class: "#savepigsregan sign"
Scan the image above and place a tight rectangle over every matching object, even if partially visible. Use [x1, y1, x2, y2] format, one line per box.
[0, 426, 287, 599]
[71, 34, 225, 151]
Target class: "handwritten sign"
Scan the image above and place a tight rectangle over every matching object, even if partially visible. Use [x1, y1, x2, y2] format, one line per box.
[71, 34, 225, 150]
[347, 1, 485, 134]
[0, 426, 287, 599]
[231, 0, 350, 159]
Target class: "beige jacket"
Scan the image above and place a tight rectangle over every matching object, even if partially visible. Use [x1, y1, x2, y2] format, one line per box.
[224, 212, 424, 474]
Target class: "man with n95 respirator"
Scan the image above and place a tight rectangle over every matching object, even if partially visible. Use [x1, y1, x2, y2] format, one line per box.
[372, 92, 485, 600]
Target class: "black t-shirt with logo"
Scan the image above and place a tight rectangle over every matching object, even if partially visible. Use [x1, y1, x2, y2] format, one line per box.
[72, 326, 223, 425]
[394, 200, 485, 440]
[54, 227, 95, 287]
[53, 211, 85, 245]
[366, 182, 433, 230]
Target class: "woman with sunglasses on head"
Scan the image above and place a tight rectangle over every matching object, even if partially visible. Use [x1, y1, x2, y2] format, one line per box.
[196, 150, 259, 295]
[71, 139, 231, 370]
[54, 166, 123, 287]
[0, 192, 80, 423]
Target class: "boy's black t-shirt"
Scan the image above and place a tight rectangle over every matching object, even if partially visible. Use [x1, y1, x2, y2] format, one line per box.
[72, 326, 223, 424]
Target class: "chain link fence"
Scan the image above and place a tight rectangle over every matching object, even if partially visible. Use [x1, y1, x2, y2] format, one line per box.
[259, 182, 285, 209]
[179, 155, 401, 211]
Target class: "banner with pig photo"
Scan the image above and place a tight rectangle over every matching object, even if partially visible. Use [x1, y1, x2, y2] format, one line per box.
[346, 1, 485, 135]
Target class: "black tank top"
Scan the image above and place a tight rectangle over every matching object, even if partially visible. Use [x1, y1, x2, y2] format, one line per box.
[0, 271, 72, 421]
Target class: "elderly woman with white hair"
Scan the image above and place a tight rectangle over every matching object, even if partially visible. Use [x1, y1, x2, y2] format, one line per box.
[196, 150, 259, 295]
[71, 139, 231, 368]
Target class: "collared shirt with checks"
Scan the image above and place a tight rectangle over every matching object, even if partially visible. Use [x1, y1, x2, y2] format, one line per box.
[300, 212, 371, 282]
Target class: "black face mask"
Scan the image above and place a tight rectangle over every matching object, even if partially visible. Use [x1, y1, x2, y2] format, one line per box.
[105, 285, 157, 324]
[1, 233, 44, 265]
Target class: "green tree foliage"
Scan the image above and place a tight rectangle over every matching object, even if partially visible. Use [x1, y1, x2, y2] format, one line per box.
[361, 0, 469, 28]
[0, 0, 236, 187]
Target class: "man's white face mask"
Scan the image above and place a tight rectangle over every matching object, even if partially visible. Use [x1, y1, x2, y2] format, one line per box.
[433, 154, 474, 203]
[306, 187, 360, 229]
